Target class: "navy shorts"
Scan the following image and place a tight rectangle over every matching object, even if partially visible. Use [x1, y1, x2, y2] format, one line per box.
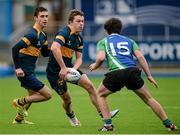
[47, 69, 83, 95]
[18, 74, 44, 91]
[103, 67, 144, 92]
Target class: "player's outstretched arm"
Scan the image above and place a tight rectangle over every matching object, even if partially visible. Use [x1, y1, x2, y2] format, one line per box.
[147, 76, 158, 88]
[134, 49, 158, 88]
[89, 51, 105, 71]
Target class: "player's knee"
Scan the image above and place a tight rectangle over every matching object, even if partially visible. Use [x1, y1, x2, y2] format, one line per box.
[39, 86, 52, 100]
[79, 75, 95, 92]
[97, 88, 109, 98]
[97, 90, 105, 97]
[44, 92, 52, 100]
[47, 92, 52, 99]
[43, 88, 52, 100]
[84, 83, 94, 92]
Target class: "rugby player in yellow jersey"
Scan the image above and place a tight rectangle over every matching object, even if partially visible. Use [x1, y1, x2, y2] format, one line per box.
[12, 7, 52, 124]
[46, 9, 119, 126]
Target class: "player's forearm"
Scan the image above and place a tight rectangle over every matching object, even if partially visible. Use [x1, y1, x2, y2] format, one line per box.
[51, 47, 66, 69]
[137, 56, 152, 77]
[94, 59, 104, 69]
[73, 58, 82, 69]
[93, 51, 105, 69]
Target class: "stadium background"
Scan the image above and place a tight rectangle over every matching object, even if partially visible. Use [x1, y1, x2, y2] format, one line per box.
[0, 0, 180, 134]
[0, 0, 180, 77]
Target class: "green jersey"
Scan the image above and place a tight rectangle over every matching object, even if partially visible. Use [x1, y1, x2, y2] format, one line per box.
[97, 34, 139, 71]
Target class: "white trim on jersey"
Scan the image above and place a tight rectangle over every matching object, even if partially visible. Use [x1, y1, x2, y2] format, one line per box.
[104, 39, 125, 70]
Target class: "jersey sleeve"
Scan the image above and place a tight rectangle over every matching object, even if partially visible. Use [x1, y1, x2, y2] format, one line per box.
[21, 33, 37, 47]
[131, 40, 139, 52]
[12, 33, 36, 69]
[97, 38, 106, 51]
[54, 30, 67, 46]
[12, 40, 27, 69]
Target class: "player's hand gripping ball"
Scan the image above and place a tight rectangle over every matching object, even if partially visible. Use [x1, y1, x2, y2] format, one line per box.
[65, 68, 81, 83]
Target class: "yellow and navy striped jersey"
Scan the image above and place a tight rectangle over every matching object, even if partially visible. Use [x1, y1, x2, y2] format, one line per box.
[47, 26, 84, 73]
[54, 26, 83, 58]
[12, 23, 49, 73]
[19, 24, 48, 57]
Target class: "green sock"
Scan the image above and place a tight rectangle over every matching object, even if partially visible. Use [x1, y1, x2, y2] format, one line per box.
[103, 118, 112, 126]
[163, 119, 172, 127]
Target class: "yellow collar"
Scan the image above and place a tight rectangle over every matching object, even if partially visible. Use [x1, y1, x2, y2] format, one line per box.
[33, 23, 42, 32]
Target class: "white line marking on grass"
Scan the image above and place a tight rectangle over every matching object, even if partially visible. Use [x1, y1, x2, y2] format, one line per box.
[146, 106, 180, 110]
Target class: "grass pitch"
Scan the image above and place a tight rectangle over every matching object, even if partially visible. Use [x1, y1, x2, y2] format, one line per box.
[0, 76, 180, 134]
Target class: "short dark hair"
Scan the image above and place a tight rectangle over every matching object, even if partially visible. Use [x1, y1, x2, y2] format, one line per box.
[34, 7, 48, 17]
[68, 9, 84, 23]
[104, 18, 122, 35]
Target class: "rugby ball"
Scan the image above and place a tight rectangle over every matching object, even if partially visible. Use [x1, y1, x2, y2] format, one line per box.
[66, 68, 81, 83]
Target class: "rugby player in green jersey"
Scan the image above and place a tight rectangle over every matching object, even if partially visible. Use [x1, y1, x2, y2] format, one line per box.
[89, 17, 178, 131]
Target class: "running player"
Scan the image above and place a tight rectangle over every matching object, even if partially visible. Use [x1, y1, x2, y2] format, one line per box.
[12, 7, 52, 124]
[46, 9, 119, 126]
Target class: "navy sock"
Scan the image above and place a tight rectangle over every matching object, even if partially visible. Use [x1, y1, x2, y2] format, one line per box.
[99, 111, 103, 118]
[66, 111, 75, 118]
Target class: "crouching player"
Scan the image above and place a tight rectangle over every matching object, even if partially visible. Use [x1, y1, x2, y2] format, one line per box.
[89, 17, 178, 131]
